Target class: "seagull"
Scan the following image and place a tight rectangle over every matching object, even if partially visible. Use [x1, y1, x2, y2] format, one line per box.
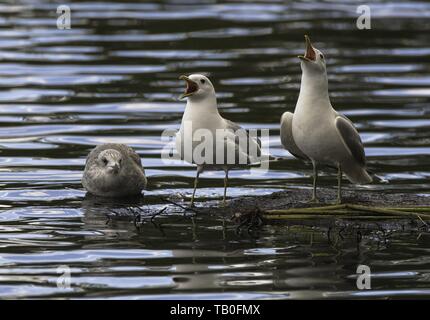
[176, 74, 261, 206]
[280, 35, 372, 203]
[82, 143, 147, 197]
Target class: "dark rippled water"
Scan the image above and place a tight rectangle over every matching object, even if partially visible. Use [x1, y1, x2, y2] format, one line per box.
[0, 0, 429, 299]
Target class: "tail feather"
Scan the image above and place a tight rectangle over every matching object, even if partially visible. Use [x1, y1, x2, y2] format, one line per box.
[343, 164, 373, 184]
[247, 155, 288, 167]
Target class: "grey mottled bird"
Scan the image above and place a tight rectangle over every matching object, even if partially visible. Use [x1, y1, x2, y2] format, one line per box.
[281, 35, 372, 203]
[82, 143, 147, 197]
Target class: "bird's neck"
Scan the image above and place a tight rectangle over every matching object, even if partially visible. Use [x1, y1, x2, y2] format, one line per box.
[184, 95, 221, 119]
[296, 71, 331, 110]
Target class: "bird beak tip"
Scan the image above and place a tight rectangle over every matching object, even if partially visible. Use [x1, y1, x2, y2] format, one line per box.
[302, 34, 316, 61]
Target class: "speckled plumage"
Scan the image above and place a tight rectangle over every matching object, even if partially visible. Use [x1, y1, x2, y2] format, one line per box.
[82, 143, 147, 197]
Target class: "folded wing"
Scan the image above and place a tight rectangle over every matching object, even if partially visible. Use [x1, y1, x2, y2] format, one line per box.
[335, 115, 366, 166]
[280, 112, 308, 160]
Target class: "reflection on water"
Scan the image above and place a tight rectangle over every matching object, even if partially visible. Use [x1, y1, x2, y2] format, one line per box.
[0, 0, 429, 299]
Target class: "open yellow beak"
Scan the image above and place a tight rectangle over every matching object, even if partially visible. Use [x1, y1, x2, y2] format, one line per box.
[298, 35, 316, 62]
[179, 75, 199, 99]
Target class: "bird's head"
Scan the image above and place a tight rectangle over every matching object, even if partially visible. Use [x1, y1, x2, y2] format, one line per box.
[97, 149, 123, 175]
[298, 35, 326, 74]
[179, 74, 215, 100]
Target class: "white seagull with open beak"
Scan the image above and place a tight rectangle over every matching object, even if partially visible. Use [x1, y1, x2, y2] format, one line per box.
[280, 35, 372, 203]
[176, 74, 262, 207]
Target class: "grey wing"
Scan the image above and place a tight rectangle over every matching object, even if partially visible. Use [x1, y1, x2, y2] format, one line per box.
[224, 119, 261, 163]
[335, 115, 366, 166]
[115, 144, 147, 187]
[124, 145, 144, 168]
[126, 146, 147, 188]
[280, 112, 308, 160]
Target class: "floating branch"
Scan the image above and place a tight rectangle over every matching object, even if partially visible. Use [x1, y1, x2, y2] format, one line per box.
[262, 204, 430, 221]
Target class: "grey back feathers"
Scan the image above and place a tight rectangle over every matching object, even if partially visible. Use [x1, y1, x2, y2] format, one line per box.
[82, 143, 147, 198]
[224, 119, 262, 164]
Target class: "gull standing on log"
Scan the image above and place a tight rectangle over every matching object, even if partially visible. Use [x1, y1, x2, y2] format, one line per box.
[176, 74, 262, 207]
[280, 35, 372, 203]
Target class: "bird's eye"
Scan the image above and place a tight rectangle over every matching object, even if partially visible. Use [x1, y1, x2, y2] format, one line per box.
[200, 79, 206, 84]
[319, 54, 324, 60]
[102, 158, 108, 165]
